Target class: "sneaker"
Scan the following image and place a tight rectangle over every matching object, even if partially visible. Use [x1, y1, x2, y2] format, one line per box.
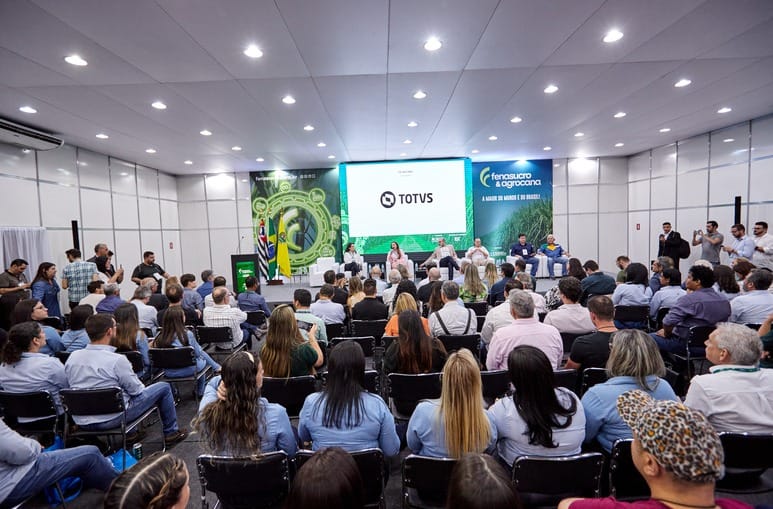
[164, 429, 189, 447]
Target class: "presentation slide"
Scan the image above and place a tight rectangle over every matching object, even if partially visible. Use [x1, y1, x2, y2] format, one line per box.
[339, 158, 473, 254]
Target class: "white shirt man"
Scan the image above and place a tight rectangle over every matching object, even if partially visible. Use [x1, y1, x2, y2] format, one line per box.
[202, 287, 247, 349]
[428, 281, 476, 337]
[309, 284, 346, 325]
[131, 287, 159, 334]
[480, 281, 521, 344]
[752, 221, 773, 270]
[369, 266, 387, 296]
[543, 277, 595, 334]
[466, 238, 490, 266]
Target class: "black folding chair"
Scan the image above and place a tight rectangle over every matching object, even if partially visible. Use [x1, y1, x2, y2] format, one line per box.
[609, 439, 649, 500]
[476, 315, 486, 333]
[325, 322, 346, 341]
[295, 448, 385, 508]
[195, 326, 245, 358]
[560, 332, 581, 355]
[319, 369, 379, 395]
[554, 369, 579, 394]
[54, 351, 71, 365]
[0, 390, 59, 438]
[538, 312, 547, 322]
[717, 432, 773, 493]
[436, 334, 480, 359]
[581, 368, 609, 396]
[481, 370, 510, 408]
[245, 310, 266, 327]
[351, 319, 388, 343]
[402, 454, 458, 508]
[653, 307, 670, 330]
[331, 335, 376, 358]
[149, 347, 212, 400]
[614, 305, 650, 330]
[671, 325, 715, 380]
[513, 453, 605, 507]
[260, 376, 317, 418]
[387, 372, 442, 420]
[197, 452, 290, 509]
[464, 301, 488, 315]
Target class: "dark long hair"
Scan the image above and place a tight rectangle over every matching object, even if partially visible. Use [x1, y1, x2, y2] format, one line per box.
[285, 447, 364, 509]
[567, 258, 585, 280]
[508, 345, 577, 448]
[112, 303, 142, 352]
[427, 282, 443, 314]
[67, 305, 93, 331]
[392, 279, 418, 308]
[11, 299, 42, 325]
[32, 262, 55, 284]
[714, 264, 740, 294]
[2, 321, 41, 364]
[155, 306, 189, 348]
[625, 262, 649, 286]
[445, 453, 521, 509]
[316, 341, 365, 428]
[396, 310, 435, 374]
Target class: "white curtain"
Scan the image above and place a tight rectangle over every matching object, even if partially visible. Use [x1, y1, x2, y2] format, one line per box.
[0, 227, 51, 280]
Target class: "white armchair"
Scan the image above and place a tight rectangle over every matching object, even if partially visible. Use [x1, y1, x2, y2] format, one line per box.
[308, 256, 339, 287]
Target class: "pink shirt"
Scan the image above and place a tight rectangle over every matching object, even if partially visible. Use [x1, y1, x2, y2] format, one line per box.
[387, 250, 408, 270]
[486, 317, 563, 370]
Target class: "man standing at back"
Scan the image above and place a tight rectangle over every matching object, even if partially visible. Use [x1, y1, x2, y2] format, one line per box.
[131, 251, 168, 293]
[752, 221, 773, 270]
[692, 220, 723, 266]
[61, 249, 99, 311]
[657, 222, 683, 271]
[722, 224, 754, 263]
[86, 243, 108, 264]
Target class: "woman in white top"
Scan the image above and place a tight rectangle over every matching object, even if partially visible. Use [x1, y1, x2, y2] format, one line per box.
[343, 243, 362, 277]
[487, 345, 584, 468]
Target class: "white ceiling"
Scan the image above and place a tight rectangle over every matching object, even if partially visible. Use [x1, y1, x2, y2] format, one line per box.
[1, 0, 772, 175]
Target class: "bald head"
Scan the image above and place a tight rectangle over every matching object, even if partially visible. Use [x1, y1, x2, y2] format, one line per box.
[428, 267, 440, 281]
[212, 286, 228, 305]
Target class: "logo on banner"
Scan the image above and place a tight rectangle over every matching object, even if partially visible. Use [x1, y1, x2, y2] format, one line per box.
[379, 191, 434, 208]
[380, 191, 396, 208]
[480, 167, 491, 187]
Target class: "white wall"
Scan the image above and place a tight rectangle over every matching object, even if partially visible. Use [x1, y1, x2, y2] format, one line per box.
[0, 142, 180, 308]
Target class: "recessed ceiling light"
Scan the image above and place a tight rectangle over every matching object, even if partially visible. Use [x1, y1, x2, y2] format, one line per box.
[717, 107, 732, 114]
[303, 124, 315, 131]
[317, 142, 327, 147]
[407, 121, 418, 127]
[543, 146, 552, 151]
[400, 152, 408, 157]
[615, 142, 625, 147]
[327, 155, 335, 159]
[243, 44, 263, 59]
[200, 129, 212, 136]
[403, 139, 412, 144]
[64, 54, 88, 66]
[471, 149, 479, 154]
[613, 111, 626, 118]
[554, 163, 560, 168]
[120, 172, 128, 176]
[659, 127, 671, 133]
[413, 90, 427, 99]
[151, 101, 167, 110]
[510, 116, 523, 124]
[674, 79, 692, 88]
[574, 132, 584, 137]
[241, 179, 248, 183]
[424, 37, 442, 52]
[19, 106, 37, 114]
[488, 135, 498, 141]
[723, 138, 734, 143]
[184, 160, 193, 165]
[145, 148, 156, 154]
[256, 157, 264, 162]
[231, 146, 242, 151]
[282, 95, 296, 105]
[602, 29, 624, 43]
[95, 133, 109, 139]
[543, 84, 559, 94]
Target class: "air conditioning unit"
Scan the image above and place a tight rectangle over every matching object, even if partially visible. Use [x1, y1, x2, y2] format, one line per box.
[0, 118, 63, 151]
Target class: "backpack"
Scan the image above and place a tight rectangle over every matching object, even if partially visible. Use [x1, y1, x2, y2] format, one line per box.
[678, 238, 691, 259]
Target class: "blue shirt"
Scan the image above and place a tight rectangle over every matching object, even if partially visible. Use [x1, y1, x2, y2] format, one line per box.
[309, 299, 346, 325]
[510, 242, 536, 257]
[62, 329, 90, 352]
[612, 284, 650, 306]
[0, 352, 68, 417]
[39, 326, 64, 356]
[197, 281, 213, 300]
[649, 286, 686, 319]
[237, 291, 272, 317]
[95, 295, 124, 314]
[581, 375, 678, 452]
[182, 287, 204, 312]
[489, 277, 514, 304]
[662, 288, 731, 340]
[730, 235, 755, 261]
[32, 280, 61, 318]
[648, 274, 661, 295]
[729, 290, 773, 325]
[299, 391, 400, 456]
[407, 399, 497, 458]
[198, 376, 297, 457]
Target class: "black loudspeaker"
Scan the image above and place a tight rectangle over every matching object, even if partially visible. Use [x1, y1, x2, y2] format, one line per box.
[734, 196, 741, 225]
[71, 220, 80, 250]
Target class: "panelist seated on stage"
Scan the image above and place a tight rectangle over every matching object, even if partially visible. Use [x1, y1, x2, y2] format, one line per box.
[509, 234, 539, 277]
[465, 238, 491, 266]
[538, 234, 571, 279]
[420, 238, 461, 279]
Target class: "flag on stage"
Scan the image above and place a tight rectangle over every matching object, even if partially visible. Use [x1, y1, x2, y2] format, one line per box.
[257, 219, 269, 280]
[276, 211, 292, 277]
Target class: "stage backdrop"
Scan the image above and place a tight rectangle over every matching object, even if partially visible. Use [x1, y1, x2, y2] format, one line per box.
[472, 160, 553, 260]
[250, 169, 341, 277]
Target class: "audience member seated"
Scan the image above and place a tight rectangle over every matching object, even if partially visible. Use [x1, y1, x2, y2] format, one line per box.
[347, 276, 365, 311]
[515, 273, 546, 313]
[104, 452, 188, 509]
[157, 283, 199, 327]
[95, 282, 124, 314]
[285, 447, 364, 509]
[544, 277, 595, 334]
[564, 296, 617, 372]
[466, 238, 491, 267]
[446, 453, 521, 509]
[79, 280, 105, 309]
[483, 261, 498, 290]
[369, 266, 387, 296]
[112, 303, 150, 378]
[759, 313, 773, 369]
[236, 275, 271, 317]
[428, 281, 477, 337]
[31, 262, 62, 319]
[713, 264, 740, 300]
[615, 255, 630, 284]
[314, 270, 349, 306]
[452, 258, 472, 286]
[489, 346, 585, 468]
[487, 290, 563, 370]
[649, 269, 685, 320]
[480, 281, 522, 345]
[732, 258, 756, 286]
[59, 305, 91, 353]
[612, 262, 651, 329]
[488, 262, 515, 306]
[351, 279, 388, 321]
[382, 269, 401, 306]
[539, 234, 570, 279]
[416, 266, 440, 292]
[203, 287, 248, 350]
[141, 278, 169, 312]
[311, 284, 346, 325]
[343, 242, 363, 277]
[293, 289, 328, 347]
[11, 298, 63, 355]
[652, 265, 731, 355]
[383, 309, 446, 375]
[65, 314, 188, 446]
[407, 349, 496, 458]
[194, 351, 296, 457]
[262, 305, 323, 377]
[559, 391, 745, 509]
[385, 293, 426, 336]
[130, 285, 159, 335]
[582, 329, 678, 452]
[459, 264, 488, 303]
[0, 322, 68, 417]
[427, 282, 444, 317]
[180, 273, 204, 315]
[684, 322, 773, 432]
[0, 417, 116, 507]
[730, 268, 773, 324]
[155, 307, 221, 396]
[197, 269, 214, 300]
[567, 257, 586, 282]
[386, 241, 408, 272]
[203, 276, 237, 308]
[386, 279, 418, 316]
[648, 256, 673, 295]
[299, 341, 399, 455]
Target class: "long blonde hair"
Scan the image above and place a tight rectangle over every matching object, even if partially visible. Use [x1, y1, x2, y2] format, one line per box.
[462, 264, 487, 297]
[484, 262, 498, 288]
[261, 305, 305, 378]
[439, 349, 490, 458]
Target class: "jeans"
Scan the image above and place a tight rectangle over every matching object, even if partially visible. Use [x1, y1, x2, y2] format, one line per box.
[522, 256, 539, 276]
[344, 261, 360, 276]
[4, 445, 117, 506]
[81, 382, 179, 435]
[650, 333, 705, 357]
[545, 256, 569, 277]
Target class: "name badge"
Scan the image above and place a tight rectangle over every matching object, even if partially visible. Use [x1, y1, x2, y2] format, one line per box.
[522, 249, 528, 256]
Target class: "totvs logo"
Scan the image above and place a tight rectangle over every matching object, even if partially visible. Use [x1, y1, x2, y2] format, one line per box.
[380, 191, 433, 208]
